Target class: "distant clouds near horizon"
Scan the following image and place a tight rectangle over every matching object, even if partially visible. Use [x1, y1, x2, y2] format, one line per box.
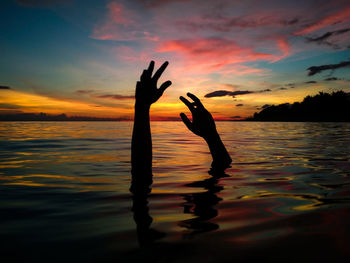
[0, 86, 11, 90]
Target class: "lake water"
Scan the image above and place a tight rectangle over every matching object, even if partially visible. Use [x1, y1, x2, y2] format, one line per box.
[1, 121, 350, 262]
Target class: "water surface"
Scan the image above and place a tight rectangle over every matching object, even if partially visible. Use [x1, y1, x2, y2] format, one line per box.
[1, 121, 350, 262]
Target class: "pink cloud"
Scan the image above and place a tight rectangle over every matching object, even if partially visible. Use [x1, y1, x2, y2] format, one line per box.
[157, 37, 290, 73]
[295, 5, 350, 35]
[176, 13, 300, 33]
[90, 1, 157, 41]
[159, 38, 273, 65]
[107, 2, 133, 25]
[140, 0, 191, 8]
[271, 37, 291, 61]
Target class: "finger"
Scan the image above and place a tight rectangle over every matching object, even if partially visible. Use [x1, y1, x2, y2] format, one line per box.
[187, 92, 204, 109]
[135, 81, 141, 96]
[146, 60, 154, 78]
[180, 113, 193, 131]
[140, 69, 147, 81]
[158, 80, 172, 95]
[180, 96, 194, 112]
[152, 61, 169, 82]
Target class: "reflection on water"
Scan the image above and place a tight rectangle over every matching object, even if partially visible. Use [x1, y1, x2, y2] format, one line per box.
[1, 121, 350, 262]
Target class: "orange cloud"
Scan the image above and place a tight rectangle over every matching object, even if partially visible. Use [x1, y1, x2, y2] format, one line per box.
[295, 6, 350, 35]
[0, 89, 133, 118]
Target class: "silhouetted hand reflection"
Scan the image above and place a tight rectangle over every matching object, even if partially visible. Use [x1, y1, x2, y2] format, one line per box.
[180, 93, 232, 172]
[180, 172, 228, 238]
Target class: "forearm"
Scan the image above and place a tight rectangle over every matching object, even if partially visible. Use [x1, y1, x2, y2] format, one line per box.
[131, 103, 152, 175]
[204, 131, 232, 170]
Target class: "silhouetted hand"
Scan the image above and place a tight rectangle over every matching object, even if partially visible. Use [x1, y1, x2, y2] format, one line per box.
[180, 93, 232, 170]
[135, 61, 172, 108]
[180, 93, 217, 139]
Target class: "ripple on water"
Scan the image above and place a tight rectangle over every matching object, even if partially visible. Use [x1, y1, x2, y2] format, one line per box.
[0, 121, 350, 262]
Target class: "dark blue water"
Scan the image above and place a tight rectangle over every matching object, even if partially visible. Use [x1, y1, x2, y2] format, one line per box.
[0, 121, 350, 262]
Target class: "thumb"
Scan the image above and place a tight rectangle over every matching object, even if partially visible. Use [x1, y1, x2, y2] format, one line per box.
[158, 80, 172, 96]
[180, 113, 193, 131]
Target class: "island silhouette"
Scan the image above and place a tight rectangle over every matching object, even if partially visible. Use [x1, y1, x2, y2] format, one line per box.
[0, 112, 127, 121]
[247, 91, 350, 122]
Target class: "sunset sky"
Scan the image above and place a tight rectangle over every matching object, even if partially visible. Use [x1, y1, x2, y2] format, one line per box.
[1, 0, 350, 120]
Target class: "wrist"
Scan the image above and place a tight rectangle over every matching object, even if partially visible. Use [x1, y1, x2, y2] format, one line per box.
[135, 102, 151, 111]
[203, 130, 220, 143]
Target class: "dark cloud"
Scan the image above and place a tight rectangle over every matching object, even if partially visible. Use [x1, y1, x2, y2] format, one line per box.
[0, 85, 11, 90]
[75, 89, 95, 94]
[306, 28, 350, 48]
[307, 60, 350, 76]
[16, 0, 69, 6]
[324, 77, 339, 81]
[236, 104, 244, 107]
[93, 94, 134, 100]
[205, 89, 271, 98]
[285, 83, 295, 87]
[279, 87, 288, 90]
[0, 103, 21, 109]
[305, 81, 317, 84]
[140, 0, 190, 8]
[177, 15, 300, 33]
[204, 90, 252, 98]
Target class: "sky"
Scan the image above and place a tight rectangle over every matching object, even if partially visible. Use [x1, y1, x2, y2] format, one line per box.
[1, 0, 350, 120]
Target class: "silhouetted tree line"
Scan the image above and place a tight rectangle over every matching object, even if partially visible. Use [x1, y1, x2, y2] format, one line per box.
[0, 112, 125, 121]
[248, 91, 350, 121]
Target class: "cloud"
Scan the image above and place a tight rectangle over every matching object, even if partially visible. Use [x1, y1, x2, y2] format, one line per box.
[0, 85, 11, 89]
[140, 0, 190, 8]
[16, 0, 68, 6]
[324, 77, 339, 81]
[204, 89, 271, 98]
[205, 90, 252, 98]
[295, 6, 350, 35]
[307, 59, 350, 76]
[236, 104, 244, 107]
[91, 1, 157, 41]
[176, 13, 300, 32]
[305, 81, 317, 84]
[0, 85, 11, 90]
[158, 37, 282, 73]
[306, 27, 350, 48]
[75, 89, 95, 94]
[93, 94, 134, 100]
[0, 103, 22, 109]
